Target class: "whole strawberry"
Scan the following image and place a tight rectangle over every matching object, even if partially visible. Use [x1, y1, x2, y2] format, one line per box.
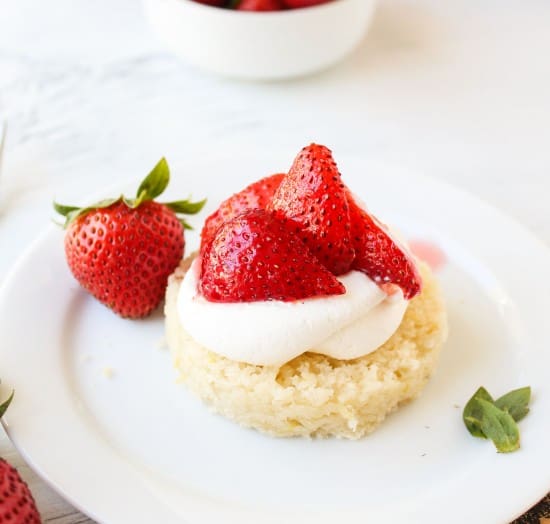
[0, 459, 41, 524]
[0, 389, 41, 523]
[54, 158, 205, 319]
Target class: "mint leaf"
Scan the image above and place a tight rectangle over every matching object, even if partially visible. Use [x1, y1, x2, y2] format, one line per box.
[476, 398, 520, 453]
[495, 386, 531, 422]
[136, 157, 170, 203]
[463, 386, 494, 438]
[463, 385, 531, 453]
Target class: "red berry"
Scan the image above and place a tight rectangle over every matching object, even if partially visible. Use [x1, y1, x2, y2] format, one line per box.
[0, 458, 41, 524]
[283, 0, 331, 7]
[347, 192, 422, 299]
[55, 158, 206, 318]
[65, 201, 185, 318]
[199, 209, 345, 302]
[200, 173, 284, 252]
[269, 144, 355, 275]
[237, 0, 284, 11]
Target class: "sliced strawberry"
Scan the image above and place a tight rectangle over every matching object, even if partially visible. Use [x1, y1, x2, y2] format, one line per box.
[237, 0, 284, 10]
[268, 144, 354, 275]
[199, 209, 345, 302]
[200, 173, 284, 251]
[347, 192, 422, 299]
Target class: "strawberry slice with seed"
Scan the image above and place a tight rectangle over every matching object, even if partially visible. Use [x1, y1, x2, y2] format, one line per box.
[268, 144, 354, 275]
[201, 173, 284, 252]
[199, 208, 345, 302]
[347, 191, 422, 299]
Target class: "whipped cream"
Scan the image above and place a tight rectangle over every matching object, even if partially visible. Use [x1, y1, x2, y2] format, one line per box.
[176, 258, 408, 367]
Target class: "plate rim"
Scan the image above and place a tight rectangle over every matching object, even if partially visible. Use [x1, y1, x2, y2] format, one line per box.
[1, 157, 549, 523]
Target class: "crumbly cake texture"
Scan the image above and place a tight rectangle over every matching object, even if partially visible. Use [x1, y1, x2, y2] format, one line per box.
[165, 255, 448, 439]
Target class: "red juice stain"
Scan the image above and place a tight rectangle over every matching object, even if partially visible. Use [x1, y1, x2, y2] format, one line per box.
[408, 240, 447, 271]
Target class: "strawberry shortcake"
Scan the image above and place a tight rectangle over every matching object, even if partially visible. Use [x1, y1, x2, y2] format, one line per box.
[165, 144, 447, 439]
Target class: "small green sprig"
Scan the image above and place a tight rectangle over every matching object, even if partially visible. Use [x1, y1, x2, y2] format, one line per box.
[0, 384, 14, 418]
[54, 158, 206, 230]
[463, 386, 531, 453]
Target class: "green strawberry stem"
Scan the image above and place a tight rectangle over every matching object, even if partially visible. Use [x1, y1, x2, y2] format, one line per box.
[53, 158, 206, 229]
[135, 157, 170, 203]
[0, 389, 14, 418]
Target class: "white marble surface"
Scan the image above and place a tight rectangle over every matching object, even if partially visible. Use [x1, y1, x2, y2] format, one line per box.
[0, 0, 549, 522]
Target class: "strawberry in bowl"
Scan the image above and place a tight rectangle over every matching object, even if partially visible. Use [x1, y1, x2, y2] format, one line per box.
[164, 144, 448, 440]
[192, 0, 332, 11]
[143, 0, 377, 79]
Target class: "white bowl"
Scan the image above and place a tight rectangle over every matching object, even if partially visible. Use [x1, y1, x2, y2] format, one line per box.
[143, 0, 376, 80]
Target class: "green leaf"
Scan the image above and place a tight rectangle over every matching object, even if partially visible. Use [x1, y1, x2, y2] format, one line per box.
[63, 209, 83, 228]
[122, 196, 137, 208]
[136, 157, 170, 203]
[53, 201, 80, 217]
[52, 158, 206, 229]
[54, 197, 122, 229]
[476, 398, 520, 453]
[0, 390, 14, 418]
[463, 386, 494, 439]
[179, 219, 194, 230]
[165, 198, 207, 215]
[495, 387, 531, 422]
[64, 197, 122, 229]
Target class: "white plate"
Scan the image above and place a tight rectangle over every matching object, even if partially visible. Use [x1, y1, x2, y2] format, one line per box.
[1, 154, 549, 524]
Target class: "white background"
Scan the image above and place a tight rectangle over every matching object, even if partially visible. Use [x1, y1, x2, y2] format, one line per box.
[0, 0, 549, 521]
